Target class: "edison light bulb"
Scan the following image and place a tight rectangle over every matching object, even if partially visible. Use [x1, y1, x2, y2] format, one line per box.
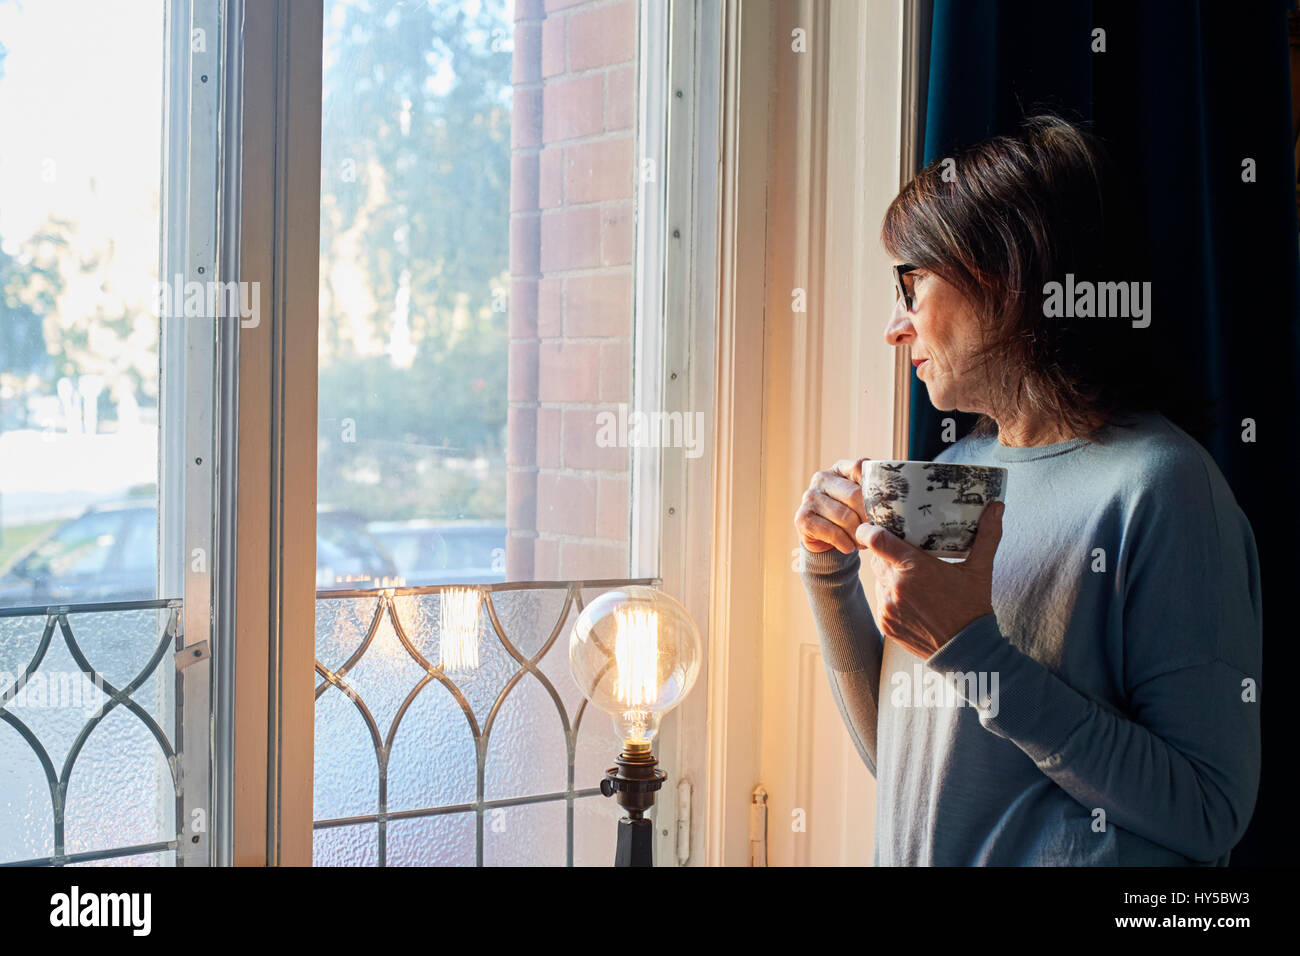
[569, 586, 701, 754]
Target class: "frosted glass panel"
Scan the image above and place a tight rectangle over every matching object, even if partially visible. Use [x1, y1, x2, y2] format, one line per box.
[0, 719, 54, 862]
[314, 824, 378, 867]
[483, 671, 568, 799]
[387, 814, 476, 866]
[482, 799, 565, 867]
[487, 588, 570, 661]
[0, 614, 47, 677]
[66, 608, 171, 696]
[69, 850, 175, 867]
[387, 679, 477, 811]
[313, 580, 657, 865]
[316, 595, 380, 674]
[0, 604, 184, 866]
[314, 681, 380, 820]
[3, 633, 96, 774]
[574, 794, 633, 867]
[339, 611, 427, 742]
[64, 705, 175, 855]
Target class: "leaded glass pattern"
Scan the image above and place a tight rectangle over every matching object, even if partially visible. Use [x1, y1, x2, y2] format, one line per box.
[0, 600, 188, 866]
[313, 579, 659, 866]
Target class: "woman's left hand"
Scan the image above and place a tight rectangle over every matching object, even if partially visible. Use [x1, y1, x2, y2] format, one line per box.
[856, 500, 1005, 659]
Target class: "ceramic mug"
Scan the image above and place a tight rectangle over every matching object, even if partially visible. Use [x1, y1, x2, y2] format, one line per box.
[861, 460, 1007, 558]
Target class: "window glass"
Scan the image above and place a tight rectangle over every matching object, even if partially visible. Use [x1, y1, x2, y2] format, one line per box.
[0, 0, 184, 870]
[315, 0, 651, 865]
[22, 509, 124, 579]
[0, 0, 164, 607]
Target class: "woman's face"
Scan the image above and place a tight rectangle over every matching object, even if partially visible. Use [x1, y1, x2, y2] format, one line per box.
[885, 262, 990, 415]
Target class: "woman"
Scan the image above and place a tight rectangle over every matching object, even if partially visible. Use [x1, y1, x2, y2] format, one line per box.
[794, 115, 1261, 866]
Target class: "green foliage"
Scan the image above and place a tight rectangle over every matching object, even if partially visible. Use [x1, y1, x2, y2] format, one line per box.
[318, 0, 514, 519]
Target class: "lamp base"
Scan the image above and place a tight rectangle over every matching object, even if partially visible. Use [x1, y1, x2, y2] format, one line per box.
[600, 748, 667, 867]
[614, 816, 656, 867]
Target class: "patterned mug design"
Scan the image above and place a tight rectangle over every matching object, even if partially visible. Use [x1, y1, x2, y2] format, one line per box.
[863, 461, 1006, 556]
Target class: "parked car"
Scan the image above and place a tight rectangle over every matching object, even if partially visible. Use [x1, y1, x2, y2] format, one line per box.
[366, 520, 506, 587]
[0, 500, 400, 607]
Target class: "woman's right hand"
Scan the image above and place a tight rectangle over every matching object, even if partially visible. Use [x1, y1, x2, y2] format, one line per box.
[793, 458, 871, 555]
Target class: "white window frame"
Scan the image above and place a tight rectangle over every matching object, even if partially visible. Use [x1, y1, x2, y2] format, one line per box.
[704, 0, 915, 865]
[216, 0, 724, 866]
[159, 0, 224, 867]
[630, 0, 723, 867]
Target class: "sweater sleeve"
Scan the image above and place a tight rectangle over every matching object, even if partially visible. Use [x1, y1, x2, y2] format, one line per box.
[924, 455, 1262, 863]
[798, 544, 885, 776]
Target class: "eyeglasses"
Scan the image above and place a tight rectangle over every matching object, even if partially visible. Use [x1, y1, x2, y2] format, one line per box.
[893, 263, 921, 312]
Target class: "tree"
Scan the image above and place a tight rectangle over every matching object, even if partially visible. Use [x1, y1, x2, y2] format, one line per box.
[316, 0, 513, 520]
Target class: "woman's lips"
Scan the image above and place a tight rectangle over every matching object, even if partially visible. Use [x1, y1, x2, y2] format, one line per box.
[912, 359, 928, 368]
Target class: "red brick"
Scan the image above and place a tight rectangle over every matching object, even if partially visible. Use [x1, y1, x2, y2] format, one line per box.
[509, 278, 537, 338]
[537, 278, 563, 337]
[510, 153, 538, 213]
[511, 86, 542, 148]
[599, 340, 631, 403]
[568, 2, 636, 71]
[605, 66, 636, 131]
[565, 272, 632, 337]
[537, 406, 562, 468]
[597, 473, 631, 540]
[507, 405, 538, 467]
[541, 14, 566, 77]
[542, 73, 603, 142]
[538, 146, 563, 208]
[560, 539, 629, 580]
[563, 407, 630, 471]
[538, 341, 600, 401]
[537, 472, 598, 536]
[510, 213, 541, 277]
[512, 21, 542, 84]
[506, 530, 535, 580]
[533, 535, 559, 579]
[600, 202, 634, 266]
[541, 206, 601, 272]
[564, 137, 634, 204]
[508, 339, 539, 402]
[506, 467, 538, 526]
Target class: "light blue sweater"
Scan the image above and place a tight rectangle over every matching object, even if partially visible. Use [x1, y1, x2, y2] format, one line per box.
[799, 411, 1261, 865]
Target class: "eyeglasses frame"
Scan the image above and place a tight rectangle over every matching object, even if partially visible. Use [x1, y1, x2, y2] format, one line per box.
[894, 262, 921, 312]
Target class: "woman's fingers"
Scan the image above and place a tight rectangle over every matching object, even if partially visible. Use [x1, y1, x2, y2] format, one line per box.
[833, 457, 871, 485]
[817, 465, 868, 523]
[797, 511, 859, 554]
[793, 458, 872, 555]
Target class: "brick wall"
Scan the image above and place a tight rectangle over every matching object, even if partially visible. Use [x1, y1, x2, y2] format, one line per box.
[507, 0, 638, 581]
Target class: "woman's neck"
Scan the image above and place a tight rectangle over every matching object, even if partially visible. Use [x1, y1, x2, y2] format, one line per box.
[995, 410, 1100, 447]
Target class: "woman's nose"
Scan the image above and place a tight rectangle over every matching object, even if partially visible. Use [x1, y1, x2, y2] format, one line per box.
[884, 298, 914, 347]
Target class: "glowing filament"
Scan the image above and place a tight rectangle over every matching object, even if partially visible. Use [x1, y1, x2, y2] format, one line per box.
[614, 607, 659, 708]
[440, 588, 481, 673]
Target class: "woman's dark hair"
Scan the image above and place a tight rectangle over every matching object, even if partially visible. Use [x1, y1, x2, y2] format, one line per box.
[882, 113, 1161, 440]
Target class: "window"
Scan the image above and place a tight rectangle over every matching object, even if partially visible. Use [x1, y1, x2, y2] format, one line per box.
[0, 0, 217, 867]
[0, 0, 166, 603]
[313, 0, 677, 865]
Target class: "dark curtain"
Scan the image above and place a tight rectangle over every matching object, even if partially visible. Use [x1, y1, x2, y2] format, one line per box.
[909, 0, 1300, 866]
